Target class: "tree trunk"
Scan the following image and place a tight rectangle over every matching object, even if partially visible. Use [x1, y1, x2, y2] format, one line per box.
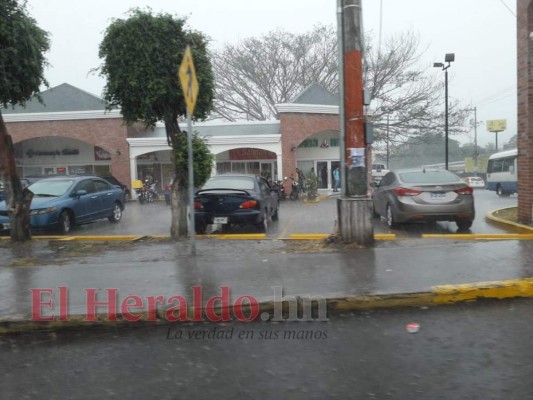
[170, 175, 189, 239]
[165, 117, 189, 239]
[0, 112, 33, 241]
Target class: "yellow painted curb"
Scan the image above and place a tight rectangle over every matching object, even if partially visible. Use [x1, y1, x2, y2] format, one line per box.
[4, 278, 533, 335]
[328, 292, 435, 311]
[433, 278, 533, 304]
[217, 234, 267, 240]
[374, 234, 396, 240]
[66, 235, 147, 241]
[422, 233, 533, 240]
[486, 207, 533, 232]
[289, 234, 328, 240]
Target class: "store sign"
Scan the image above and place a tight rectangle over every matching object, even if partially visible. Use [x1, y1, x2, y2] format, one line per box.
[229, 148, 276, 160]
[26, 148, 79, 158]
[94, 146, 111, 161]
[68, 166, 87, 175]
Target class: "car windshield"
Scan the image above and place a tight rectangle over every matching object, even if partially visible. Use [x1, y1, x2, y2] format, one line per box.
[28, 179, 75, 196]
[202, 177, 255, 190]
[399, 171, 462, 184]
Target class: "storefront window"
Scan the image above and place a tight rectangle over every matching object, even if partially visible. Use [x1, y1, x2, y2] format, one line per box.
[232, 162, 246, 174]
[247, 162, 260, 175]
[216, 162, 232, 174]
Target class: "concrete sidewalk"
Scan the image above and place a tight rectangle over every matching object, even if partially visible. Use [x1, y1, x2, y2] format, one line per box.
[3, 228, 533, 333]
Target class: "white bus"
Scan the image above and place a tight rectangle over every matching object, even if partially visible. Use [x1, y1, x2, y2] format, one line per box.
[486, 149, 517, 196]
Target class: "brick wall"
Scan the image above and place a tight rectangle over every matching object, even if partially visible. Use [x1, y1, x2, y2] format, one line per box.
[279, 113, 339, 179]
[517, 0, 533, 223]
[6, 118, 131, 187]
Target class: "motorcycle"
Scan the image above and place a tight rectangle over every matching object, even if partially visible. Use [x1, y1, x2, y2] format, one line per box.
[273, 179, 287, 201]
[289, 178, 300, 200]
[136, 179, 159, 204]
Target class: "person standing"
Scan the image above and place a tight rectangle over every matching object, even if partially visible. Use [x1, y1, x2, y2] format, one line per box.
[333, 167, 340, 192]
[296, 168, 306, 193]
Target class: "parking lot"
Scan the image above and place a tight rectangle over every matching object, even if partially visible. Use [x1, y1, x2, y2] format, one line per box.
[51, 188, 517, 238]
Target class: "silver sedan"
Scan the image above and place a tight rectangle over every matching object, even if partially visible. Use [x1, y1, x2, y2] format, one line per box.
[371, 169, 475, 230]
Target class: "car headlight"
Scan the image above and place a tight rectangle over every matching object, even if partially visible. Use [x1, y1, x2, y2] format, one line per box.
[30, 207, 57, 215]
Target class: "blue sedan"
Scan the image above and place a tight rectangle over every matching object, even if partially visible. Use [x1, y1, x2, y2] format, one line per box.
[0, 176, 126, 233]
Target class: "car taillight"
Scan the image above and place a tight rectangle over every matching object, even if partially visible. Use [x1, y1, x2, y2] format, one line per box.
[194, 201, 203, 210]
[454, 186, 473, 195]
[239, 200, 258, 209]
[393, 187, 422, 196]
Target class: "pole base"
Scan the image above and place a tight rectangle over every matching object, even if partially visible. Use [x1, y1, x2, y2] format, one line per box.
[337, 197, 374, 246]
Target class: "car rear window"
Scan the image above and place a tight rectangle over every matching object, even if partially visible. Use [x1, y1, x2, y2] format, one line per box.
[399, 171, 462, 184]
[203, 177, 255, 190]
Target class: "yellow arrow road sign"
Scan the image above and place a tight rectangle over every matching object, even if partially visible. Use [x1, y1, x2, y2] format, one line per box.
[179, 45, 199, 114]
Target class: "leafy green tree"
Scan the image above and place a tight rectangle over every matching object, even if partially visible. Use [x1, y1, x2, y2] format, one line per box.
[0, 0, 50, 241]
[305, 170, 319, 201]
[98, 8, 215, 238]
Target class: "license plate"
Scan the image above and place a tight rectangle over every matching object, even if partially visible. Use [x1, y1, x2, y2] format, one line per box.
[2, 223, 10, 230]
[430, 192, 446, 199]
[214, 217, 228, 224]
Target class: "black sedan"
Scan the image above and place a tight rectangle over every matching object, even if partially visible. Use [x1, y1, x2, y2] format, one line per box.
[194, 175, 279, 234]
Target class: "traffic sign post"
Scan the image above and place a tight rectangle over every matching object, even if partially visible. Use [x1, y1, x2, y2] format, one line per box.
[179, 46, 199, 255]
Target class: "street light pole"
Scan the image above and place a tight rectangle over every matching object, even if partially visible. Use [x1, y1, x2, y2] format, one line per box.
[386, 113, 390, 167]
[434, 53, 455, 171]
[473, 107, 478, 173]
[444, 67, 449, 170]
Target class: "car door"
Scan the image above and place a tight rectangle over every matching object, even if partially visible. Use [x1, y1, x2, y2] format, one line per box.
[94, 178, 115, 217]
[71, 179, 99, 222]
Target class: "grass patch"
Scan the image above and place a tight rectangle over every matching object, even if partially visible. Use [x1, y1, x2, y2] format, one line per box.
[493, 207, 518, 223]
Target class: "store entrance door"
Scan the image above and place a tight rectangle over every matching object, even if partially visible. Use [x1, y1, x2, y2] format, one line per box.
[317, 161, 329, 189]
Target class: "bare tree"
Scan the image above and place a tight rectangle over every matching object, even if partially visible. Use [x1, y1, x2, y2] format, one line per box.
[211, 27, 470, 143]
[366, 31, 470, 144]
[211, 25, 338, 121]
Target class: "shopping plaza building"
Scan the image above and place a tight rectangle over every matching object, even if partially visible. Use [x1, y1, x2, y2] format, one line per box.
[3, 83, 345, 194]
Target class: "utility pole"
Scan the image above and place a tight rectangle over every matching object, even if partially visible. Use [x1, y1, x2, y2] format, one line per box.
[336, 0, 374, 246]
[473, 107, 478, 174]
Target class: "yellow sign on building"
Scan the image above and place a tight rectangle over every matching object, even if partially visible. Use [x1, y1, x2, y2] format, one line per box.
[178, 46, 199, 114]
[486, 119, 507, 132]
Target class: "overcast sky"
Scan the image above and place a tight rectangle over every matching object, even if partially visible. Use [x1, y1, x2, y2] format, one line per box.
[25, 0, 517, 147]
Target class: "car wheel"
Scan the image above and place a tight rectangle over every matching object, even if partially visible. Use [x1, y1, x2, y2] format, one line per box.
[108, 202, 122, 223]
[456, 220, 473, 230]
[496, 185, 509, 197]
[58, 210, 72, 234]
[386, 204, 398, 228]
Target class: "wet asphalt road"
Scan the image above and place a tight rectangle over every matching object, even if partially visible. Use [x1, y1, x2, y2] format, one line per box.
[3, 237, 533, 318]
[67, 188, 517, 237]
[2, 298, 533, 400]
